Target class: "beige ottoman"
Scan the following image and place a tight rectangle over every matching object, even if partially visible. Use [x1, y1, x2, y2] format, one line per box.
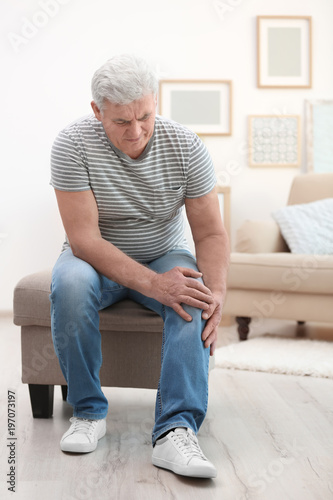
[13, 270, 164, 418]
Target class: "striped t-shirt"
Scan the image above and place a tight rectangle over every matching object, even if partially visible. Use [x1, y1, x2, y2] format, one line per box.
[50, 114, 216, 262]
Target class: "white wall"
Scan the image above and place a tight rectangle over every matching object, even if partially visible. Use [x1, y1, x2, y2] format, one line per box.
[1, 0, 333, 310]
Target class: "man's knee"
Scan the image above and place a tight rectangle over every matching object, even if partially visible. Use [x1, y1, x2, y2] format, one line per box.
[51, 260, 100, 308]
[165, 304, 205, 333]
[183, 304, 205, 323]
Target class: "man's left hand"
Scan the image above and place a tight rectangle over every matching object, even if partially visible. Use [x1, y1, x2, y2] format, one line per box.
[201, 292, 224, 356]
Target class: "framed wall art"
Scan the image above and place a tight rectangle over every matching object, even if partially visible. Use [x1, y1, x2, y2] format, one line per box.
[257, 16, 312, 88]
[158, 80, 232, 136]
[248, 115, 301, 167]
[305, 100, 333, 173]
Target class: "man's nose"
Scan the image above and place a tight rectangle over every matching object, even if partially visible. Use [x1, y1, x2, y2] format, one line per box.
[128, 120, 142, 137]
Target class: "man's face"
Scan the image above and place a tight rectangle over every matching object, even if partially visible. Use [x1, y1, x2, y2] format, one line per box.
[91, 94, 157, 159]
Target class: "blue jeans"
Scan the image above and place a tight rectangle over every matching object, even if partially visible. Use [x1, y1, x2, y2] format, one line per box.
[50, 248, 210, 445]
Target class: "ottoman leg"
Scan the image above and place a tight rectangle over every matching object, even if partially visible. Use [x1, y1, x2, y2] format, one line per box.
[61, 385, 68, 402]
[28, 384, 54, 418]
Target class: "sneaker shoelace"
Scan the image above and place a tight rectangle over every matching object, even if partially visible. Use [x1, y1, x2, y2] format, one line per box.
[69, 417, 98, 436]
[173, 429, 207, 461]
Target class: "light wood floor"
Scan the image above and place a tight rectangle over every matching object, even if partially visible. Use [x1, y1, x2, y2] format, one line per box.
[1, 314, 333, 500]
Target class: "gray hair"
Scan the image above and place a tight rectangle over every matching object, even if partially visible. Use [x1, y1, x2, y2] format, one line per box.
[91, 54, 159, 110]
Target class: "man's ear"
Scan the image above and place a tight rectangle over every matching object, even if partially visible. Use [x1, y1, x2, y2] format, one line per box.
[91, 101, 102, 121]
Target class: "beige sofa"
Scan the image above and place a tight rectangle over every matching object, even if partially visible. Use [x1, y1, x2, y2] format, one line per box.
[224, 173, 333, 340]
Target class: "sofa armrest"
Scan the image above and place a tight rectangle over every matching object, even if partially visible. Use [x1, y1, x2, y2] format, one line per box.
[235, 219, 289, 253]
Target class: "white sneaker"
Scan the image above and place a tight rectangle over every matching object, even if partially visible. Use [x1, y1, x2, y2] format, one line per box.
[60, 417, 106, 453]
[152, 427, 217, 478]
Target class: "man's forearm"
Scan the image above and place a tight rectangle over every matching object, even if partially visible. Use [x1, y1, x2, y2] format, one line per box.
[72, 236, 157, 296]
[194, 231, 230, 300]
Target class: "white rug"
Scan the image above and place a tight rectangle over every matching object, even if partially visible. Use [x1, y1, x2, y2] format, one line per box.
[215, 336, 333, 379]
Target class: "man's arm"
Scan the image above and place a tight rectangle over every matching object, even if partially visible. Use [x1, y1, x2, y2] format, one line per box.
[185, 187, 230, 355]
[54, 189, 214, 321]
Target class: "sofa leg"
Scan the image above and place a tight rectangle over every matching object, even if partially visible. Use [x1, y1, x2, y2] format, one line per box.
[297, 321, 305, 325]
[236, 317, 251, 341]
[28, 384, 54, 418]
[61, 385, 68, 402]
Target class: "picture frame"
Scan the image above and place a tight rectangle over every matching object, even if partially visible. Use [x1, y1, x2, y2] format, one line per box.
[305, 100, 333, 173]
[158, 80, 232, 136]
[257, 16, 312, 89]
[248, 115, 301, 168]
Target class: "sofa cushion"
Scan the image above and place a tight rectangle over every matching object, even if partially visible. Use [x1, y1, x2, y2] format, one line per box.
[227, 253, 333, 294]
[235, 219, 289, 253]
[13, 270, 163, 331]
[272, 198, 333, 254]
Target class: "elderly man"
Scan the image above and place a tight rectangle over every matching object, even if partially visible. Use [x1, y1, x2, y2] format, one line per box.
[50, 54, 229, 479]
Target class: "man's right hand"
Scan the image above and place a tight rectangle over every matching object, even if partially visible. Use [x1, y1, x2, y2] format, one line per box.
[151, 267, 213, 322]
